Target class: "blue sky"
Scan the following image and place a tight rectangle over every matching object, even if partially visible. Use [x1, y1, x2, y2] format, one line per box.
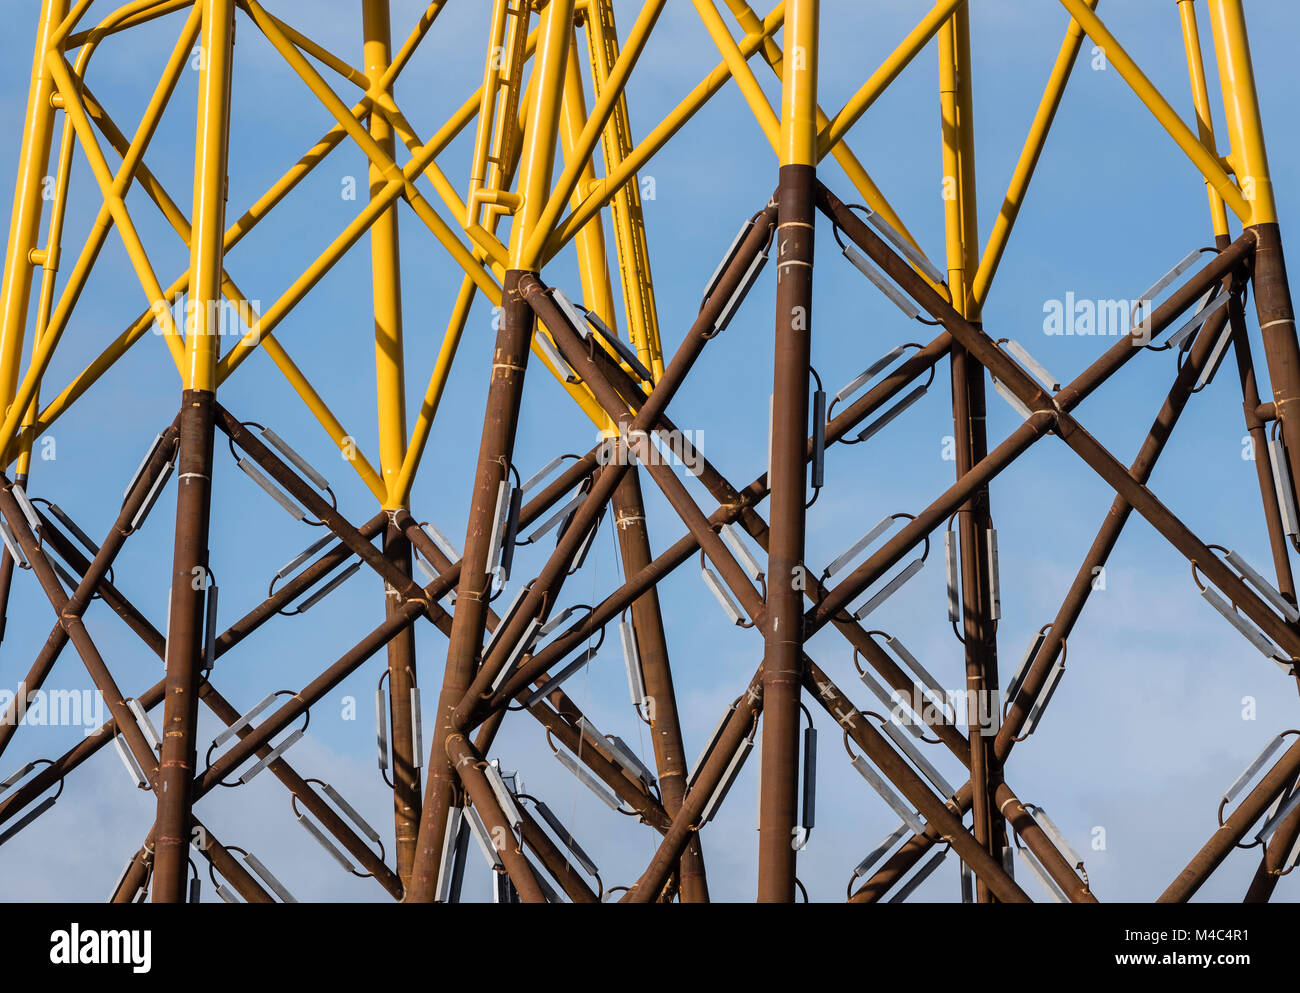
[2, 0, 1300, 902]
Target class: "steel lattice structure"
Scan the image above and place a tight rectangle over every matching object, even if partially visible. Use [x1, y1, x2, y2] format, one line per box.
[0, 0, 1298, 904]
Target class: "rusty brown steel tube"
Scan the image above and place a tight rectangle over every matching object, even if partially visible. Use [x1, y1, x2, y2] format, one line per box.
[759, 162, 814, 901]
[395, 506, 635, 780]
[950, 333, 1004, 899]
[155, 389, 217, 902]
[0, 478, 21, 648]
[110, 848, 154, 904]
[854, 274, 1245, 899]
[0, 511, 389, 829]
[382, 521, 421, 886]
[191, 511, 647, 831]
[855, 260, 1255, 901]
[611, 468, 709, 900]
[1244, 771, 1300, 901]
[490, 331, 953, 711]
[446, 732, 546, 902]
[517, 801, 599, 903]
[113, 819, 274, 904]
[407, 269, 536, 903]
[1229, 291, 1297, 602]
[215, 512, 388, 655]
[202, 684, 405, 898]
[817, 186, 1298, 659]
[537, 307, 1090, 901]
[0, 421, 178, 756]
[0, 477, 163, 796]
[802, 658, 1029, 902]
[25, 505, 406, 897]
[217, 407, 431, 610]
[821, 184, 1256, 419]
[390, 448, 599, 611]
[198, 827, 275, 903]
[624, 681, 763, 902]
[1161, 733, 1300, 901]
[0, 483, 162, 781]
[995, 248, 1247, 761]
[1249, 223, 1300, 501]
[528, 284, 1040, 903]
[532, 347, 987, 779]
[526, 285, 764, 634]
[453, 204, 778, 726]
[38, 592, 402, 900]
[529, 699, 670, 829]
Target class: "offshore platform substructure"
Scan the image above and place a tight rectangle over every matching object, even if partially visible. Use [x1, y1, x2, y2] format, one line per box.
[1, 0, 1298, 903]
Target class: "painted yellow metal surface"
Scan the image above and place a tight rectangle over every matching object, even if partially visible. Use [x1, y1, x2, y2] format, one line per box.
[0, 0, 1283, 496]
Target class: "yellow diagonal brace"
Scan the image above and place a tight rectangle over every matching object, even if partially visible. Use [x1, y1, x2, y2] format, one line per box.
[1056, 0, 1250, 221]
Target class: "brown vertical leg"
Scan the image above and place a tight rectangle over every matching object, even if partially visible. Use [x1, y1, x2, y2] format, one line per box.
[383, 521, 421, 888]
[154, 390, 216, 902]
[758, 162, 815, 902]
[611, 467, 709, 901]
[406, 270, 534, 901]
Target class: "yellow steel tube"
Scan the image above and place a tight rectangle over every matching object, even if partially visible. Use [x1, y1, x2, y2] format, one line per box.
[383, 0, 450, 87]
[16, 73, 80, 477]
[45, 52, 190, 359]
[4, 64, 429, 467]
[938, 10, 978, 318]
[522, 0, 666, 268]
[66, 0, 198, 48]
[543, 2, 787, 263]
[258, 334, 386, 502]
[364, 0, 409, 509]
[467, 0, 514, 228]
[1178, 0, 1230, 239]
[393, 275, 477, 505]
[185, 0, 236, 393]
[560, 30, 621, 438]
[0, 0, 67, 422]
[779, 0, 818, 167]
[691, 0, 779, 154]
[1206, 0, 1276, 225]
[971, 0, 1096, 309]
[1056, 0, 1249, 221]
[561, 31, 618, 328]
[263, 10, 369, 90]
[13, 3, 158, 472]
[509, 0, 576, 268]
[818, 0, 965, 157]
[243, 0, 501, 302]
[580, 0, 664, 377]
[218, 59, 518, 379]
[7, 113, 354, 466]
[73, 78, 387, 501]
[722, 0, 933, 283]
[217, 179, 412, 379]
[0, 20, 198, 453]
[52, 0, 98, 48]
[394, 36, 609, 501]
[374, 98, 513, 271]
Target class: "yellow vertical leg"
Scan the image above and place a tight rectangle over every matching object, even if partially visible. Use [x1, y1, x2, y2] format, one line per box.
[1178, 1, 1231, 239]
[0, 0, 69, 415]
[155, 0, 235, 903]
[511, 0, 576, 270]
[364, 0, 408, 509]
[940, 5, 1004, 903]
[580, 0, 664, 379]
[363, 0, 422, 891]
[760, 0, 817, 903]
[1206, 0, 1277, 226]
